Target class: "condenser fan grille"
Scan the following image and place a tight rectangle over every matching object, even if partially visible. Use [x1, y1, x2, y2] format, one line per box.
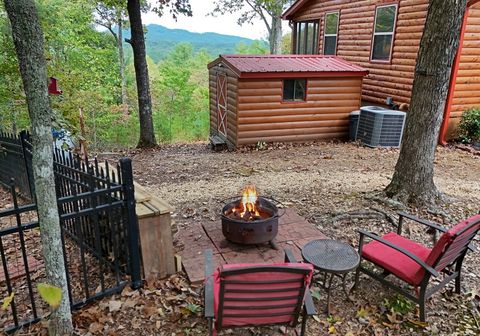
[357, 107, 406, 148]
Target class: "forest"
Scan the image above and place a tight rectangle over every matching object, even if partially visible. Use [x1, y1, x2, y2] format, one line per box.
[0, 0, 269, 149]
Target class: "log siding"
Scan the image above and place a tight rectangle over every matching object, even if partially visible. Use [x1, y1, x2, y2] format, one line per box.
[448, 4, 480, 136]
[288, 0, 428, 106]
[236, 77, 362, 145]
[287, 0, 480, 139]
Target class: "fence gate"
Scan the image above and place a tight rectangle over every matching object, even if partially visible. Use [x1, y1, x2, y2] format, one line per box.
[0, 132, 142, 333]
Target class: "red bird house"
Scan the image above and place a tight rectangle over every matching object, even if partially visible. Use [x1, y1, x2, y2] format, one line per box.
[48, 77, 62, 95]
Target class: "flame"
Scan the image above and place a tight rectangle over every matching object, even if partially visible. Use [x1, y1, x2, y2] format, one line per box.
[233, 185, 260, 219]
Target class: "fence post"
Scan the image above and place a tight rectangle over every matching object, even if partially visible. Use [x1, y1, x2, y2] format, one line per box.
[120, 158, 143, 289]
[19, 130, 34, 201]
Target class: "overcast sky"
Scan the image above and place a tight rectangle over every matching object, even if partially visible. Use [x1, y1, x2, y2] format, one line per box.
[142, 1, 272, 40]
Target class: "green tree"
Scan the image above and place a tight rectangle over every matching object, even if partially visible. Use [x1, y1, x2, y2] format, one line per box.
[3, 0, 73, 335]
[235, 40, 269, 54]
[211, 0, 294, 54]
[94, 0, 130, 115]
[0, 3, 28, 131]
[126, 0, 191, 148]
[151, 43, 210, 142]
[281, 31, 291, 54]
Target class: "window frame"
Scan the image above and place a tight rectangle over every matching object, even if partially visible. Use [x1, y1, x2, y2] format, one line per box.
[323, 11, 340, 56]
[282, 78, 307, 103]
[370, 3, 399, 63]
[294, 20, 319, 54]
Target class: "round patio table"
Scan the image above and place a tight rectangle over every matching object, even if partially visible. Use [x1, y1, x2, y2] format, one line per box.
[301, 239, 360, 315]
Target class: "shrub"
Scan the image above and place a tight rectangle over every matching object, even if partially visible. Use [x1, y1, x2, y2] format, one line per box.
[458, 107, 480, 144]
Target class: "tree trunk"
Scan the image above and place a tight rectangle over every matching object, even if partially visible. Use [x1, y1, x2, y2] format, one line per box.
[270, 15, 282, 54]
[127, 0, 156, 148]
[117, 11, 128, 116]
[385, 0, 468, 205]
[3, 0, 73, 335]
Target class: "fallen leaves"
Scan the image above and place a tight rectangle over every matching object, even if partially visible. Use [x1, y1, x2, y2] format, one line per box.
[108, 300, 122, 313]
[2, 291, 14, 310]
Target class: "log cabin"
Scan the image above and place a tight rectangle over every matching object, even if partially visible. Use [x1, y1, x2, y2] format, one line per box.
[208, 54, 367, 148]
[282, 0, 480, 143]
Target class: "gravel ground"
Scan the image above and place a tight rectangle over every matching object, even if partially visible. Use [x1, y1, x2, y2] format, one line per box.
[11, 141, 480, 335]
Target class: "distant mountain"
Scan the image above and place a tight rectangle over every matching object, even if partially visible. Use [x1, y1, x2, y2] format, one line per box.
[123, 24, 259, 62]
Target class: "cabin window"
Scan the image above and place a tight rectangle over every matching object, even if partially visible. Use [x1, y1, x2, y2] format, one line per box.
[371, 4, 397, 61]
[294, 21, 319, 54]
[283, 79, 306, 101]
[323, 12, 339, 55]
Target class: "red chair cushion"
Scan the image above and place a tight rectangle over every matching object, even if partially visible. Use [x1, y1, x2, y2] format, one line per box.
[362, 232, 431, 286]
[212, 262, 313, 329]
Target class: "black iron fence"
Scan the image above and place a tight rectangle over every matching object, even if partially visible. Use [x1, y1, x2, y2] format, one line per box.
[0, 132, 142, 333]
[0, 131, 33, 199]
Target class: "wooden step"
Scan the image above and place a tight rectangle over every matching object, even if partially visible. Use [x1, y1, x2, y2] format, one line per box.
[209, 135, 227, 151]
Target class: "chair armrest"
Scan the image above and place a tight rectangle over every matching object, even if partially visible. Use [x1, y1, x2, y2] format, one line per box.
[283, 248, 316, 314]
[303, 288, 317, 316]
[358, 229, 440, 278]
[204, 249, 215, 318]
[284, 248, 297, 263]
[398, 212, 447, 233]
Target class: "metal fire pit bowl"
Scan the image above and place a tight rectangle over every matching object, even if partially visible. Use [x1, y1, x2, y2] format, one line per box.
[221, 196, 279, 246]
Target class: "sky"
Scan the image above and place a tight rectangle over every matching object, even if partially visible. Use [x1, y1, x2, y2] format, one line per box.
[142, 0, 271, 40]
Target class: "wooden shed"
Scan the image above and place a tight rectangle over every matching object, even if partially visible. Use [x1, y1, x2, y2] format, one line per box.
[282, 0, 480, 142]
[208, 54, 368, 148]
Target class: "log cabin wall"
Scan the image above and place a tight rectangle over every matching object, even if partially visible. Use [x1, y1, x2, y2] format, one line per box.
[208, 63, 238, 146]
[236, 77, 363, 145]
[289, 0, 429, 106]
[448, 3, 480, 137]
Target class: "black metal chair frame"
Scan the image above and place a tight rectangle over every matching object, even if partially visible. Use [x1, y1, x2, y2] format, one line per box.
[204, 249, 317, 335]
[354, 212, 480, 321]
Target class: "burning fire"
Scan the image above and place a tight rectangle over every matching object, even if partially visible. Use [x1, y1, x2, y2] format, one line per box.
[232, 185, 261, 220]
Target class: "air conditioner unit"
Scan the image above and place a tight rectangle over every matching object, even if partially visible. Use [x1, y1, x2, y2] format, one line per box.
[356, 106, 406, 148]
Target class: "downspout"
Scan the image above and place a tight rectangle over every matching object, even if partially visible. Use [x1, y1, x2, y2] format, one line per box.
[439, 6, 470, 145]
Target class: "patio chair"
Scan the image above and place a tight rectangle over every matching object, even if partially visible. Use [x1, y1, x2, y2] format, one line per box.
[353, 212, 480, 321]
[204, 249, 316, 335]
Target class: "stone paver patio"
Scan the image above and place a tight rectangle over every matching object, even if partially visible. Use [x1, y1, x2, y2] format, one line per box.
[178, 208, 327, 283]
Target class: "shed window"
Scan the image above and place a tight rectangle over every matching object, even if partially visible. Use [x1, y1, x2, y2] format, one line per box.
[371, 4, 397, 61]
[323, 12, 339, 55]
[294, 21, 319, 54]
[283, 79, 306, 101]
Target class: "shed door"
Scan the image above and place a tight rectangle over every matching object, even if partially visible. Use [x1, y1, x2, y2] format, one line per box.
[216, 74, 227, 137]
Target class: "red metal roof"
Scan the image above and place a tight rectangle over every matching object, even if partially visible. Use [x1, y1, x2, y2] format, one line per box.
[208, 55, 368, 79]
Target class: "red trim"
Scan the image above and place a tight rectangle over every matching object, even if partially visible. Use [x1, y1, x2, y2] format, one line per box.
[468, 0, 480, 6]
[369, 2, 399, 63]
[323, 11, 340, 56]
[239, 71, 368, 79]
[439, 7, 470, 145]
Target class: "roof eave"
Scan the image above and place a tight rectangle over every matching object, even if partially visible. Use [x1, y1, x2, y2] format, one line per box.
[207, 56, 242, 77]
[282, 0, 310, 20]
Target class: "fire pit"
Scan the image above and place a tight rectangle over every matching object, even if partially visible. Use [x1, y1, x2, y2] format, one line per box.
[221, 185, 279, 248]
